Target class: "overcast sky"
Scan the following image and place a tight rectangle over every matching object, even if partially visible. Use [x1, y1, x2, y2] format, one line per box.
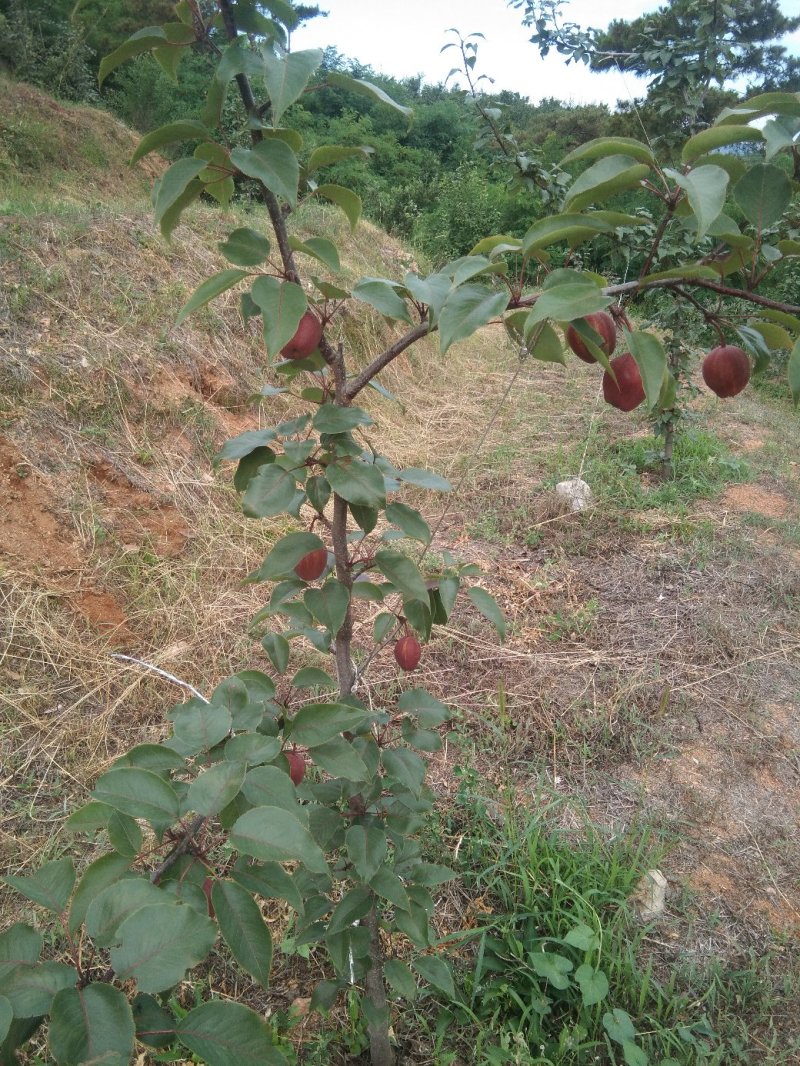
[293, 0, 800, 108]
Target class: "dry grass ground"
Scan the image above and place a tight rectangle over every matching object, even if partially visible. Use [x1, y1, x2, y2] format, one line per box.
[1, 79, 799, 1063]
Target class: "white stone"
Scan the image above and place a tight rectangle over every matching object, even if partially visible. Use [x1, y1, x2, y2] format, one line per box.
[555, 477, 593, 512]
[629, 869, 668, 920]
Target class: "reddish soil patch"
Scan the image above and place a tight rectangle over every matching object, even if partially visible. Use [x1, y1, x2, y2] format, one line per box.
[90, 460, 188, 557]
[722, 483, 789, 518]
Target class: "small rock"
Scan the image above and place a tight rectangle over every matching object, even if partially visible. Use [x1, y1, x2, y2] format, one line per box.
[555, 477, 593, 512]
[629, 869, 668, 920]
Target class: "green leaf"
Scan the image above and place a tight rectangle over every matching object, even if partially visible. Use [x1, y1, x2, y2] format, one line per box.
[93, 767, 180, 833]
[352, 278, 412, 323]
[305, 475, 331, 513]
[231, 807, 329, 874]
[111, 903, 216, 994]
[734, 163, 792, 230]
[563, 923, 599, 950]
[154, 158, 206, 230]
[345, 825, 386, 881]
[664, 165, 728, 240]
[98, 27, 168, 86]
[622, 1043, 648, 1066]
[381, 748, 426, 796]
[530, 950, 573, 990]
[219, 228, 271, 267]
[262, 48, 323, 127]
[224, 735, 281, 767]
[0, 962, 76, 1018]
[48, 980, 134, 1066]
[409, 863, 456, 887]
[232, 860, 304, 912]
[0, 998, 10, 1044]
[603, 1008, 638, 1044]
[522, 212, 615, 252]
[212, 880, 273, 988]
[562, 136, 654, 166]
[326, 71, 412, 116]
[306, 145, 372, 174]
[170, 699, 232, 754]
[715, 91, 800, 126]
[243, 464, 298, 518]
[216, 428, 277, 463]
[681, 125, 764, 162]
[529, 284, 611, 326]
[313, 405, 372, 434]
[327, 886, 372, 935]
[398, 689, 450, 727]
[188, 761, 246, 817]
[261, 633, 290, 673]
[397, 467, 451, 491]
[326, 460, 386, 509]
[527, 320, 565, 364]
[131, 120, 212, 164]
[107, 811, 143, 858]
[231, 141, 299, 206]
[412, 955, 455, 998]
[304, 581, 350, 636]
[313, 184, 362, 230]
[132, 993, 176, 1048]
[176, 268, 248, 328]
[233, 449, 272, 494]
[467, 587, 506, 640]
[3, 858, 75, 915]
[241, 765, 297, 813]
[177, 1000, 288, 1066]
[68, 854, 132, 934]
[250, 276, 307, 358]
[575, 963, 609, 1007]
[374, 549, 429, 603]
[438, 284, 509, 355]
[290, 236, 341, 273]
[789, 338, 800, 406]
[384, 959, 417, 1000]
[289, 702, 370, 746]
[64, 800, 114, 835]
[0, 924, 42, 981]
[85, 879, 165, 947]
[291, 667, 335, 690]
[385, 502, 431, 544]
[625, 330, 667, 410]
[564, 155, 650, 212]
[308, 736, 369, 781]
[257, 532, 325, 581]
[370, 867, 409, 910]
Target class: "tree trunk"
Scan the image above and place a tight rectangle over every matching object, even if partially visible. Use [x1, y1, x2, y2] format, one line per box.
[364, 906, 394, 1066]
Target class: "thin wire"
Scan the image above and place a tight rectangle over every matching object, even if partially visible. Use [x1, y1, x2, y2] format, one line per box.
[110, 653, 209, 703]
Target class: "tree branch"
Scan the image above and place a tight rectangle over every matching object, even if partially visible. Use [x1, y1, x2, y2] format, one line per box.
[217, 0, 300, 285]
[345, 321, 431, 399]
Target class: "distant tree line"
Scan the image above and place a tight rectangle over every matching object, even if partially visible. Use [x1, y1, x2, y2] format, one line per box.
[1, 0, 798, 267]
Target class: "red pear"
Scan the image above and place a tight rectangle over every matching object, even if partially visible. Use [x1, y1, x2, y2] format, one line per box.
[294, 548, 328, 582]
[566, 311, 617, 364]
[702, 345, 750, 398]
[282, 311, 322, 360]
[394, 634, 421, 671]
[285, 750, 306, 786]
[602, 353, 645, 412]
